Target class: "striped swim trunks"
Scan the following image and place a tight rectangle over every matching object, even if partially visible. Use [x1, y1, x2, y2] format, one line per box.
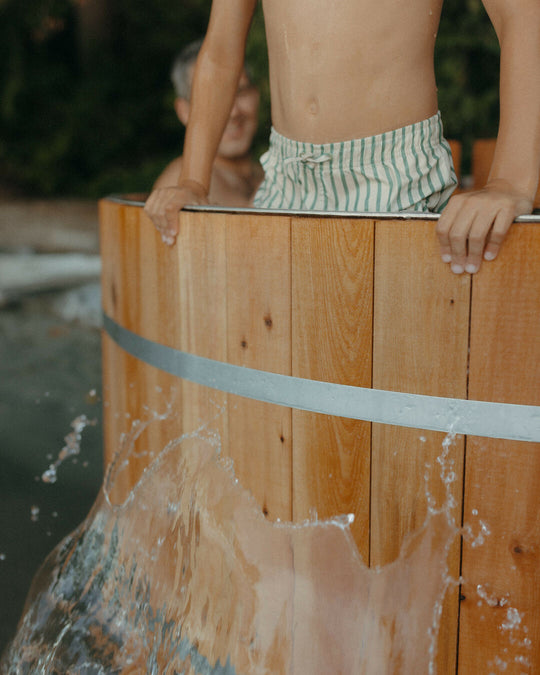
[253, 112, 457, 213]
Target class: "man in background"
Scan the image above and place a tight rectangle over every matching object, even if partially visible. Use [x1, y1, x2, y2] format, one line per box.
[153, 39, 263, 209]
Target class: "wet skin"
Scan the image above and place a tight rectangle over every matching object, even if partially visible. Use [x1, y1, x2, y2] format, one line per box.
[145, 0, 540, 273]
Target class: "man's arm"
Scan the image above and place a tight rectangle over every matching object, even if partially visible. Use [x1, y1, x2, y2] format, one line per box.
[144, 0, 257, 244]
[436, 0, 540, 274]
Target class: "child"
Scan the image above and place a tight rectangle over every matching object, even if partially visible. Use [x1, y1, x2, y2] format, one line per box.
[145, 0, 540, 274]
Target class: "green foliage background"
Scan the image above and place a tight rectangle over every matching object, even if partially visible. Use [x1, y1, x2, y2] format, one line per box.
[0, 0, 499, 198]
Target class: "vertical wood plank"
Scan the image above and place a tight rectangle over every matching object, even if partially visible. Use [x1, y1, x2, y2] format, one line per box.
[225, 213, 292, 522]
[371, 219, 470, 674]
[177, 210, 228, 452]
[99, 201, 186, 502]
[100, 337, 185, 505]
[459, 223, 540, 673]
[290, 217, 374, 561]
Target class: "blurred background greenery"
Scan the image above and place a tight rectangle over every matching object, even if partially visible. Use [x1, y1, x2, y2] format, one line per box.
[0, 0, 499, 199]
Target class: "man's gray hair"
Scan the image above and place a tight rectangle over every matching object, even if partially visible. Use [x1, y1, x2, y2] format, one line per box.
[170, 39, 204, 100]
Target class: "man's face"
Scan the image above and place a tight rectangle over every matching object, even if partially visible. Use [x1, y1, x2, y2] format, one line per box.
[217, 71, 260, 159]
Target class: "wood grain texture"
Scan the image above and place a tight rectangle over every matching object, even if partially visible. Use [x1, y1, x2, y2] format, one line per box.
[371, 219, 470, 673]
[100, 336, 185, 506]
[99, 201, 184, 502]
[291, 217, 374, 560]
[225, 213, 293, 522]
[459, 223, 540, 673]
[99, 201, 540, 672]
[177, 210, 228, 452]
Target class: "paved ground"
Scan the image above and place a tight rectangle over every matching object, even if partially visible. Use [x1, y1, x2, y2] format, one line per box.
[0, 200, 103, 653]
[0, 199, 99, 253]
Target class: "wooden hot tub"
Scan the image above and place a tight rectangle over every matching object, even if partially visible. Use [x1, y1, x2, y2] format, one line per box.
[99, 196, 540, 674]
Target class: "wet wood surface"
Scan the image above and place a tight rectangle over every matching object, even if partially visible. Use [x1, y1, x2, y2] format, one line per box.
[291, 217, 374, 560]
[460, 223, 540, 673]
[371, 219, 471, 675]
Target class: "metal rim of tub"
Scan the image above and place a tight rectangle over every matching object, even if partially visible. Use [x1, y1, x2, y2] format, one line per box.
[105, 194, 540, 223]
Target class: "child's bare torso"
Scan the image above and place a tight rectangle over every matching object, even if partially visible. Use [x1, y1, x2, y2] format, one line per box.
[262, 0, 444, 142]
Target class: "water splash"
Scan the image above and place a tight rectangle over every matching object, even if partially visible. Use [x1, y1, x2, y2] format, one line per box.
[0, 413, 465, 674]
[41, 415, 97, 484]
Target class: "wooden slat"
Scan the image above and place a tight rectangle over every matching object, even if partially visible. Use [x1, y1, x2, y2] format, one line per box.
[177, 210, 228, 452]
[99, 199, 126, 479]
[371, 219, 470, 674]
[99, 198, 122, 321]
[100, 336, 186, 505]
[100, 200, 151, 489]
[290, 217, 374, 560]
[99, 202, 185, 502]
[459, 223, 540, 673]
[225, 213, 293, 522]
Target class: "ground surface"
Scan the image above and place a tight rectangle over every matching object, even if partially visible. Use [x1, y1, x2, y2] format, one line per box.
[0, 199, 104, 653]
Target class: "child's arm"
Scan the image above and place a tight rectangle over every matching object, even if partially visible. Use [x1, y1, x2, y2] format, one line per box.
[436, 0, 540, 274]
[145, 0, 257, 244]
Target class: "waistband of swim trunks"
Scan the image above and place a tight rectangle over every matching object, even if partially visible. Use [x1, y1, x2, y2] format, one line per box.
[268, 111, 446, 162]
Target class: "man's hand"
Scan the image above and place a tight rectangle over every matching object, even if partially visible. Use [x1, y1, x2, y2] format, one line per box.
[436, 180, 533, 274]
[144, 182, 209, 245]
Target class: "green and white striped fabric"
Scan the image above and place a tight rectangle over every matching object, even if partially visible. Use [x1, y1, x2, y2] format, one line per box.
[253, 112, 457, 213]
